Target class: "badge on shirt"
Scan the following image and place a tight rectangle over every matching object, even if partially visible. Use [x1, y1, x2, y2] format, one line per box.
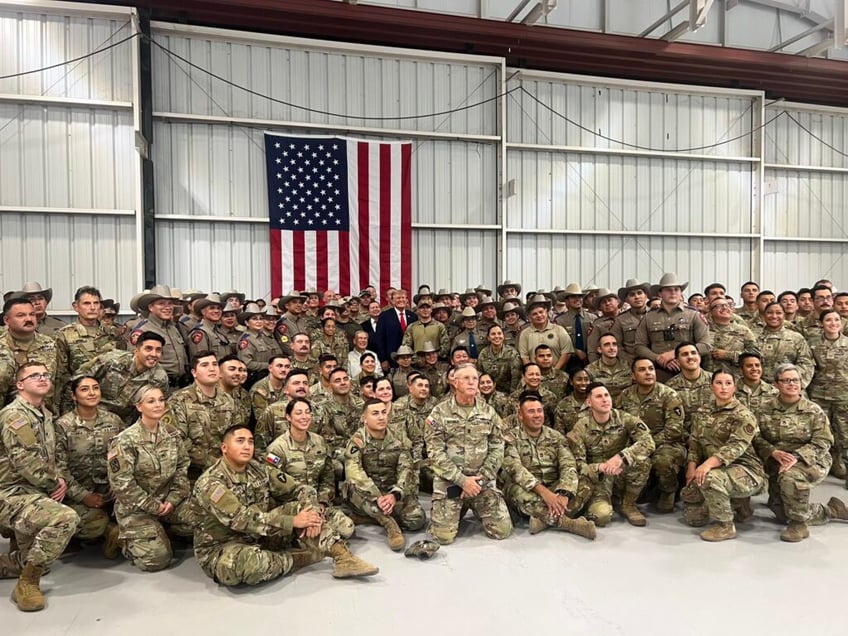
[238, 338, 249, 350]
[190, 331, 204, 344]
[129, 330, 141, 345]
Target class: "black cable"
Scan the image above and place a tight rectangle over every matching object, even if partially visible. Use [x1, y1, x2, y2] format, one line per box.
[783, 111, 848, 158]
[0, 32, 140, 81]
[150, 37, 519, 121]
[519, 86, 786, 153]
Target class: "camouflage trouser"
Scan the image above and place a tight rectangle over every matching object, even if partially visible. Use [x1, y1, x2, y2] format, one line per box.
[66, 502, 111, 541]
[196, 541, 293, 586]
[429, 488, 513, 544]
[275, 486, 354, 553]
[504, 483, 581, 524]
[116, 499, 194, 572]
[573, 459, 650, 525]
[812, 399, 848, 466]
[680, 465, 764, 524]
[652, 444, 687, 493]
[346, 488, 426, 531]
[765, 459, 832, 525]
[0, 493, 80, 568]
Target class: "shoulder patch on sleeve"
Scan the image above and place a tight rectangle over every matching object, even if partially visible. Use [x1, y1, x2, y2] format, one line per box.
[238, 337, 249, 350]
[107, 448, 118, 460]
[210, 485, 226, 503]
[129, 330, 142, 346]
[190, 330, 204, 345]
[276, 323, 288, 335]
[426, 416, 436, 427]
[673, 407, 683, 417]
[9, 418, 26, 430]
[351, 436, 364, 449]
[266, 453, 281, 466]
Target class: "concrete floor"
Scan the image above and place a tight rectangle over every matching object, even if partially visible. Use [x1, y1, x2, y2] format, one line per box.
[4, 480, 848, 636]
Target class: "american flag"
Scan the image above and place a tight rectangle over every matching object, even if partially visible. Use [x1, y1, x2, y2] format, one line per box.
[265, 133, 412, 297]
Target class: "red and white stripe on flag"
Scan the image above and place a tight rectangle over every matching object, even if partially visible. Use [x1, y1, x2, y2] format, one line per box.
[269, 137, 412, 297]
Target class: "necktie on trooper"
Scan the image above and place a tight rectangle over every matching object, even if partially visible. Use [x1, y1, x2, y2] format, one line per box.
[574, 314, 584, 351]
[468, 332, 478, 359]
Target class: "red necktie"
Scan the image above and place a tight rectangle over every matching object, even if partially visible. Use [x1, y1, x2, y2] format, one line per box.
[399, 311, 407, 331]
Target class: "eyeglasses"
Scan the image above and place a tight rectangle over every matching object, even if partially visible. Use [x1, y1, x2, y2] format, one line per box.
[776, 378, 801, 384]
[711, 304, 732, 310]
[21, 372, 51, 382]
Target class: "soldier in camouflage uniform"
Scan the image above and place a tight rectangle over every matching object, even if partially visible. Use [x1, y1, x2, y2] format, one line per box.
[0, 363, 80, 611]
[585, 333, 632, 400]
[706, 298, 757, 373]
[500, 393, 596, 539]
[806, 310, 848, 482]
[312, 368, 363, 480]
[290, 333, 319, 380]
[254, 369, 313, 457]
[478, 372, 511, 419]
[218, 355, 251, 428]
[77, 332, 169, 426]
[129, 285, 189, 389]
[344, 399, 425, 550]
[390, 373, 437, 478]
[99, 299, 127, 351]
[680, 370, 766, 542]
[0, 297, 58, 410]
[754, 363, 848, 542]
[735, 351, 778, 412]
[236, 303, 279, 387]
[402, 300, 450, 360]
[536, 344, 569, 401]
[756, 302, 814, 389]
[500, 300, 527, 350]
[250, 354, 290, 421]
[166, 351, 235, 481]
[310, 318, 350, 366]
[507, 362, 558, 422]
[553, 369, 591, 434]
[476, 324, 522, 394]
[107, 385, 194, 572]
[423, 363, 512, 544]
[54, 286, 117, 412]
[413, 341, 448, 398]
[567, 382, 655, 527]
[54, 376, 124, 557]
[615, 358, 685, 513]
[666, 343, 713, 436]
[387, 345, 415, 398]
[191, 424, 325, 586]
[188, 294, 232, 362]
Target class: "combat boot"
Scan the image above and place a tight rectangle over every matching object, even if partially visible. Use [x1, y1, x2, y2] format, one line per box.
[700, 522, 736, 542]
[831, 456, 847, 479]
[827, 496, 848, 520]
[12, 563, 45, 612]
[620, 493, 647, 527]
[101, 523, 122, 560]
[375, 515, 405, 551]
[289, 547, 324, 571]
[0, 552, 22, 579]
[556, 516, 596, 540]
[528, 516, 548, 535]
[328, 542, 379, 579]
[732, 497, 754, 523]
[655, 491, 675, 514]
[780, 521, 809, 542]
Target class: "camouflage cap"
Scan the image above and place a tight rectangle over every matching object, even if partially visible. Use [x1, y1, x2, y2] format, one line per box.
[404, 540, 440, 560]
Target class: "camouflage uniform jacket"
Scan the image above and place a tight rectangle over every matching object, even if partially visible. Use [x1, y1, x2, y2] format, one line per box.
[482, 390, 511, 419]
[413, 361, 448, 398]
[753, 397, 832, 468]
[310, 332, 349, 365]
[423, 396, 505, 491]
[344, 425, 415, 499]
[226, 385, 252, 428]
[568, 409, 656, 469]
[539, 368, 570, 401]
[807, 333, 848, 402]
[167, 384, 235, 473]
[312, 394, 364, 457]
[756, 327, 815, 389]
[107, 419, 191, 516]
[476, 344, 522, 394]
[54, 322, 117, 404]
[77, 350, 169, 424]
[390, 394, 437, 464]
[0, 396, 61, 496]
[585, 358, 632, 400]
[249, 376, 286, 421]
[402, 320, 450, 360]
[55, 407, 124, 502]
[193, 458, 295, 558]
[553, 394, 588, 434]
[706, 321, 758, 371]
[237, 330, 280, 374]
[735, 380, 779, 412]
[0, 330, 57, 407]
[507, 384, 558, 419]
[665, 371, 712, 433]
[501, 424, 578, 495]
[265, 430, 335, 505]
[688, 398, 765, 479]
[615, 383, 685, 446]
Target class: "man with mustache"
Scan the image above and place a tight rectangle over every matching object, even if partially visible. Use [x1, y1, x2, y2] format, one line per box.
[0, 297, 58, 410]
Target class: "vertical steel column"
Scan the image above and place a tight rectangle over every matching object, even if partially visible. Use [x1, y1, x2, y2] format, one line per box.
[136, 8, 156, 288]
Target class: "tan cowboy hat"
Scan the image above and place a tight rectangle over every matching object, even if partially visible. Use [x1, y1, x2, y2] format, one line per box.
[413, 285, 433, 305]
[558, 283, 584, 300]
[129, 290, 150, 316]
[238, 302, 267, 324]
[617, 279, 652, 302]
[18, 281, 53, 304]
[302, 287, 320, 298]
[279, 290, 307, 306]
[460, 307, 478, 319]
[194, 293, 225, 313]
[477, 295, 498, 309]
[497, 279, 522, 297]
[101, 299, 120, 314]
[499, 300, 526, 321]
[391, 345, 415, 360]
[220, 289, 246, 306]
[650, 273, 689, 297]
[474, 284, 493, 297]
[582, 284, 599, 296]
[459, 288, 481, 305]
[136, 285, 181, 313]
[544, 286, 566, 302]
[593, 288, 617, 310]
[526, 294, 551, 312]
[432, 301, 450, 314]
[434, 288, 453, 301]
[181, 288, 206, 302]
[415, 341, 439, 355]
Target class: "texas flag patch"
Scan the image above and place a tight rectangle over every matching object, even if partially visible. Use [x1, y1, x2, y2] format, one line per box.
[266, 453, 282, 466]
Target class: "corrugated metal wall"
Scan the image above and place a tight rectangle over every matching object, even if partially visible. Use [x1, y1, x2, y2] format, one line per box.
[0, 4, 137, 312]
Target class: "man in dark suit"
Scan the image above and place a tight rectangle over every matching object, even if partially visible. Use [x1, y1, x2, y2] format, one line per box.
[360, 300, 382, 353]
[375, 289, 417, 372]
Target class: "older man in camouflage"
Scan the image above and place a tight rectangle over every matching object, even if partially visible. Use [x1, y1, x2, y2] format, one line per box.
[423, 363, 513, 544]
[0, 363, 80, 612]
[344, 399, 425, 551]
[0, 297, 58, 410]
[501, 393, 596, 539]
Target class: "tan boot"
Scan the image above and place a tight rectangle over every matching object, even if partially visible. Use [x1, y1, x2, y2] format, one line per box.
[12, 563, 45, 612]
[375, 515, 406, 552]
[329, 542, 379, 579]
[827, 496, 848, 520]
[655, 491, 675, 514]
[289, 547, 324, 571]
[101, 523, 122, 560]
[831, 456, 847, 479]
[528, 516, 548, 535]
[620, 494, 647, 527]
[700, 522, 736, 542]
[556, 516, 596, 540]
[780, 521, 810, 542]
[0, 551, 22, 579]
